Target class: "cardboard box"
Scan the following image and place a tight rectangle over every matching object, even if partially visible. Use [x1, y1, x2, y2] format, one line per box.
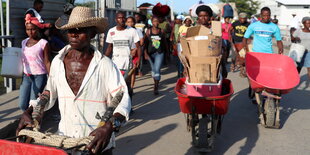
[180, 22, 222, 57]
[178, 22, 223, 83]
[185, 74, 222, 97]
[187, 56, 221, 83]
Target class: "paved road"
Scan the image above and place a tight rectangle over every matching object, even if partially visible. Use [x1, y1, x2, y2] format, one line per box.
[0, 57, 309, 155]
[114, 61, 310, 155]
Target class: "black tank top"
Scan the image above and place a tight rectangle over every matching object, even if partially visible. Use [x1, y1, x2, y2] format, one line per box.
[147, 28, 163, 55]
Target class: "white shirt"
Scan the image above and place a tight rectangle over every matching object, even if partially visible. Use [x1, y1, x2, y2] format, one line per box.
[290, 16, 301, 29]
[293, 29, 310, 50]
[45, 45, 131, 150]
[131, 28, 143, 49]
[106, 26, 140, 70]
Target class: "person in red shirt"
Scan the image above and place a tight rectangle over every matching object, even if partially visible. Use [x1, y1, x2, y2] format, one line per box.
[25, 0, 52, 29]
[222, 17, 232, 66]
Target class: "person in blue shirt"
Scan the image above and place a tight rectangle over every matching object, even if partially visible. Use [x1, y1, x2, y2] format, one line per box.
[243, 7, 283, 54]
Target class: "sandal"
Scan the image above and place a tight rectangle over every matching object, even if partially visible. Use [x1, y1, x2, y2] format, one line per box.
[230, 64, 236, 72]
[239, 67, 247, 78]
[235, 65, 241, 72]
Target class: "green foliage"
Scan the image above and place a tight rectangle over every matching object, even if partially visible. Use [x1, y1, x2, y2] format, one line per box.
[219, 0, 260, 17]
[75, 1, 96, 8]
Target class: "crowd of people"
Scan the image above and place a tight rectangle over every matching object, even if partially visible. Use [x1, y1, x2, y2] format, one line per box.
[14, 0, 309, 154]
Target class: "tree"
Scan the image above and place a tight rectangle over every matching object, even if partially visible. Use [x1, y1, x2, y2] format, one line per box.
[219, 0, 260, 17]
[75, 1, 96, 8]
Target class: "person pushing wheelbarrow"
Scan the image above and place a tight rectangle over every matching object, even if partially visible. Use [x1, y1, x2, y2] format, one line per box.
[16, 6, 131, 154]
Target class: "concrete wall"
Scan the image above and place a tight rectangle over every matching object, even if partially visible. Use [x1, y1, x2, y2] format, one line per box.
[278, 5, 310, 26]
[9, 0, 67, 47]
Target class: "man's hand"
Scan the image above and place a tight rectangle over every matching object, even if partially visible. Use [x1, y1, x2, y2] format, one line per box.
[135, 57, 140, 68]
[87, 121, 113, 154]
[16, 107, 34, 136]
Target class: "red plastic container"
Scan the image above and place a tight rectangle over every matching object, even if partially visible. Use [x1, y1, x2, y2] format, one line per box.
[246, 52, 300, 94]
[175, 78, 234, 115]
[0, 140, 67, 155]
[185, 76, 222, 97]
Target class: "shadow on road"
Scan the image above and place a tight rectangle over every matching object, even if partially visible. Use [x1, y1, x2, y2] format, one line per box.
[280, 75, 310, 128]
[0, 96, 18, 107]
[115, 124, 177, 155]
[296, 74, 309, 90]
[185, 88, 260, 155]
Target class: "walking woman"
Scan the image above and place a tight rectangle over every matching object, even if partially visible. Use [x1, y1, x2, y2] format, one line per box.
[292, 16, 310, 79]
[125, 16, 144, 89]
[19, 22, 51, 111]
[144, 16, 168, 95]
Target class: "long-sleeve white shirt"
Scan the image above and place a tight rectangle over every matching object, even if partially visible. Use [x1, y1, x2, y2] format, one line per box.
[44, 45, 131, 150]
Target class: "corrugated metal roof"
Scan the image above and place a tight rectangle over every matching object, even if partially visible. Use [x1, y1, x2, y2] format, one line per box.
[9, 0, 67, 47]
[276, 0, 310, 5]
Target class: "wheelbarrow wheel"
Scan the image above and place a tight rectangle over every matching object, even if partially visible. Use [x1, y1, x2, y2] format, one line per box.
[198, 116, 208, 148]
[190, 113, 199, 146]
[265, 98, 276, 127]
[197, 115, 213, 152]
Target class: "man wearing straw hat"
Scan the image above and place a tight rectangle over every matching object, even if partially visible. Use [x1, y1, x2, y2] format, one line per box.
[17, 6, 131, 154]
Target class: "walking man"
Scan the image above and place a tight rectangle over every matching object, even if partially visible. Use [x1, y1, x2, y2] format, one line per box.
[230, 12, 250, 77]
[105, 11, 141, 98]
[243, 7, 283, 54]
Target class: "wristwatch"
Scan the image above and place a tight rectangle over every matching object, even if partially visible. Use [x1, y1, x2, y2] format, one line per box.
[109, 116, 121, 132]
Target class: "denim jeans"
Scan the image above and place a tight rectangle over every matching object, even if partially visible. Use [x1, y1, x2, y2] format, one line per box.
[19, 74, 47, 111]
[176, 57, 184, 77]
[148, 52, 164, 81]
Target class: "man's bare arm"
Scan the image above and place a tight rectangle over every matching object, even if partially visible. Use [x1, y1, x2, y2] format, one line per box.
[242, 38, 249, 53]
[277, 40, 283, 54]
[104, 43, 113, 57]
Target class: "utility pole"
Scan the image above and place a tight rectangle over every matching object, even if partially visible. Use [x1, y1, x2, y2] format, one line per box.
[4, 0, 16, 93]
[0, 1, 5, 47]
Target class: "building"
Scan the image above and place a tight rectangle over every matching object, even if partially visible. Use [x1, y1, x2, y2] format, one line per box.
[137, 2, 153, 17]
[7, 0, 67, 47]
[104, 0, 137, 26]
[276, 0, 310, 26]
[256, 0, 310, 46]
[256, 0, 310, 27]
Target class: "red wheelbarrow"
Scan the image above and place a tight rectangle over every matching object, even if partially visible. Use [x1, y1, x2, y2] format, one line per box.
[0, 140, 67, 155]
[246, 52, 300, 128]
[175, 78, 234, 152]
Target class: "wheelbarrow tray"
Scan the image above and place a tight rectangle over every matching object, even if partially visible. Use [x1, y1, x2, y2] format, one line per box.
[175, 78, 234, 115]
[0, 140, 67, 155]
[245, 52, 300, 94]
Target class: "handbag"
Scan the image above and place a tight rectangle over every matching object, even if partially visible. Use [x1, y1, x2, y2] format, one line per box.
[288, 43, 306, 62]
[1, 47, 23, 78]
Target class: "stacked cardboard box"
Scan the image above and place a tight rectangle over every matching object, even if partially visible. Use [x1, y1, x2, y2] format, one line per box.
[179, 21, 222, 84]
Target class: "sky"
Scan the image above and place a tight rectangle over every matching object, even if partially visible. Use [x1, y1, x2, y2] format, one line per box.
[137, 0, 219, 13]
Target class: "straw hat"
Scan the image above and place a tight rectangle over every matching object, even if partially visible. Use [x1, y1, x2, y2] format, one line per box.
[58, 6, 108, 33]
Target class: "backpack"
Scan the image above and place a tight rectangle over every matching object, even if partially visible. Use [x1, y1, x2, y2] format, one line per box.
[222, 4, 233, 18]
